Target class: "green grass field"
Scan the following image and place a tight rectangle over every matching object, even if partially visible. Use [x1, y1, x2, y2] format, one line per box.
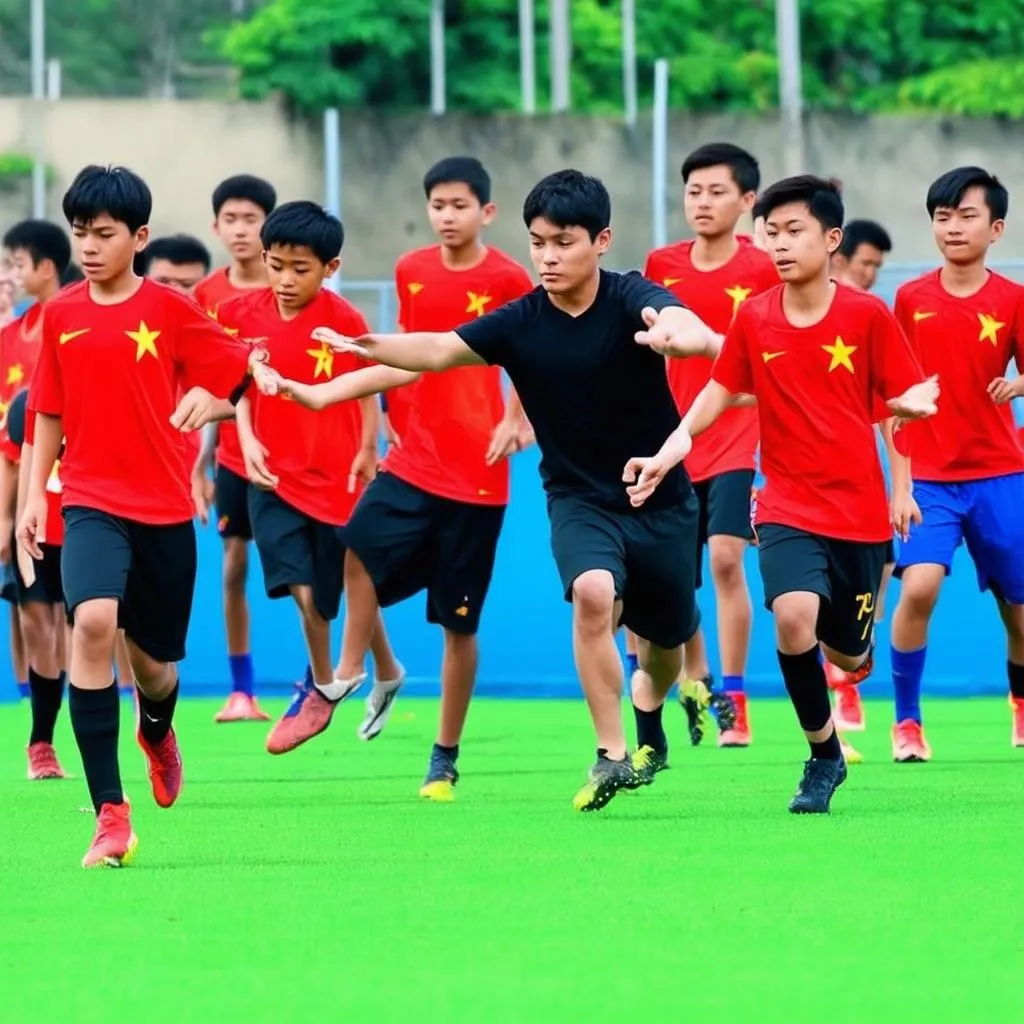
[0, 695, 1021, 1022]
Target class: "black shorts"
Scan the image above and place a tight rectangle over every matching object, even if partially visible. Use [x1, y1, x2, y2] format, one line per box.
[1, 558, 17, 604]
[693, 468, 755, 588]
[884, 539, 895, 564]
[61, 506, 197, 663]
[344, 472, 505, 635]
[215, 464, 252, 541]
[248, 487, 345, 621]
[548, 493, 700, 650]
[14, 542, 64, 607]
[757, 523, 889, 657]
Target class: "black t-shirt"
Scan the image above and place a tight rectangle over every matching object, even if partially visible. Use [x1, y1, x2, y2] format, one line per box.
[457, 269, 689, 512]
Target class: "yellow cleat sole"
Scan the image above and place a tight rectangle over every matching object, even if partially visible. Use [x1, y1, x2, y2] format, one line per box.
[83, 833, 139, 870]
[419, 780, 456, 802]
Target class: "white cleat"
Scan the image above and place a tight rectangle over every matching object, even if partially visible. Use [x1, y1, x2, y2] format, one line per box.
[357, 663, 406, 741]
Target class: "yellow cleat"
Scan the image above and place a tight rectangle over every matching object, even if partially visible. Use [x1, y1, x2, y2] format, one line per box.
[419, 779, 456, 802]
[840, 736, 864, 765]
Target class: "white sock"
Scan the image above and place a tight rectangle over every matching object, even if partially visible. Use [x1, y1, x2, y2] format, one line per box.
[314, 673, 366, 702]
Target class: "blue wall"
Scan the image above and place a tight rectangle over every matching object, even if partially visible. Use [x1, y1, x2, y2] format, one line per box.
[0, 443, 1015, 701]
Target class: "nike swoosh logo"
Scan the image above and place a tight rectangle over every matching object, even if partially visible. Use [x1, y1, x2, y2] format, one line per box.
[913, 311, 936, 323]
[59, 329, 91, 345]
[143, 712, 160, 723]
[762, 351, 786, 363]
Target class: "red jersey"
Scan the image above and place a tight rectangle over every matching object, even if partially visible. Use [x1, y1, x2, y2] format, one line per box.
[29, 279, 251, 525]
[221, 288, 369, 527]
[23, 409, 63, 546]
[894, 269, 1024, 482]
[644, 240, 778, 482]
[0, 304, 43, 463]
[386, 246, 534, 505]
[712, 283, 925, 543]
[194, 267, 266, 478]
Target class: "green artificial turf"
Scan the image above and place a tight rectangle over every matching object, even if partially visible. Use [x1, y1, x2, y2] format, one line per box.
[0, 695, 1021, 1022]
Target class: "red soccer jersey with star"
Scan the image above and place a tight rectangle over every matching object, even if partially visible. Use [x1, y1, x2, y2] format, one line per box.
[28, 279, 251, 524]
[893, 269, 1024, 482]
[23, 409, 63, 546]
[221, 288, 369, 527]
[644, 240, 778, 482]
[194, 267, 266, 478]
[0, 304, 43, 463]
[712, 283, 926, 542]
[385, 245, 534, 505]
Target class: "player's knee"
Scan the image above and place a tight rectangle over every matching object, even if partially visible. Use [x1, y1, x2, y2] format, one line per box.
[772, 596, 818, 652]
[898, 577, 941, 619]
[639, 641, 682, 687]
[571, 571, 616, 630]
[343, 549, 373, 588]
[708, 543, 746, 590]
[131, 650, 171, 692]
[72, 600, 118, 658]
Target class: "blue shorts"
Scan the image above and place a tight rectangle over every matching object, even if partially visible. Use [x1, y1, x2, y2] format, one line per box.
[895, 474, 1024, 604]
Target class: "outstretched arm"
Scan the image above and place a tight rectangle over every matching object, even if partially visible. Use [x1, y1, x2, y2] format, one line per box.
[262, 364, 421, 411]
[311, 327, 483, 373]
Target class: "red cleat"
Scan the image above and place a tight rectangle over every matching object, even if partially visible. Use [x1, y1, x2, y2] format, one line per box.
[1011, 696, 1024, 748]
[833, 683, 865, 732]
[26, 742, 67, 780]
[266, 676, 364, 755]
[82, 802, 138, 869]
[137, 728, 183, 807]
[892, 719, 932, 762]
[718, 692, 751, 747]
[214, 692, 271, 723]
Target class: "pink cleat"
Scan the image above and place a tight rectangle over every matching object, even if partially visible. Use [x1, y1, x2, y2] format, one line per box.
[265, 675, 365, 755]
[82, 802, 138, 868]
[892, 719, 932, 763]
[1011, 697, 1024, 748]
[137, 728, 184, 807]
[832, 683, 865, 732]
[27, 742, 67, 780]
[215, 692, 271, 723]
[718, 692, 751, 747]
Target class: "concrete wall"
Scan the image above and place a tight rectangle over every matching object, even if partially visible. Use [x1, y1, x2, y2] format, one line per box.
[4, 99, 1024, 282]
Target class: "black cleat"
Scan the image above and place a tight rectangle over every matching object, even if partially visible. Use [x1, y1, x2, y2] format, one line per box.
[573, 753, 638, 812]
[628, 745, 669, 788]
[680, 675, 715, 745]
[788, 757, 848, 814]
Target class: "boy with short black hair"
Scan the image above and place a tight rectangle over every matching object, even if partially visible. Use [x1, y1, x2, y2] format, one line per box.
[227, 200, 401, 755]
[888, 166, 1024, 756]
[137, 234, 211, 295]
[300, 169, 723, 812]
[644, 142, 778, 748]
[256, 156, 532, 800]
[629, 175, 937, 814]
[194, 174, 277, 723]
[832, 219, 892, 293]
[17, 164, 252, 866]
[0, 219, 71, 779]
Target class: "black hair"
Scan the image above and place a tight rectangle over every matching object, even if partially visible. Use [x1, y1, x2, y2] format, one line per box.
[925, 166, 1008, 222]
[137, 234, 212, 275]
[61, 165, 152, 234]
[522, 169, 611, 241]
[838, 219, 892, 258]
[260, 200, 343, 264]
[1, 219, 71, 275]
[756, 175, 844, 231]
[423, 156, 492, 205]
[681, 142, 760, 194]
[212, 174, 277, 217]
[60, 264, 84, 286]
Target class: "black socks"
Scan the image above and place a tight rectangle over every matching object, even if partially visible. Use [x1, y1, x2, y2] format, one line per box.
[778, 647, 842, 760]
[69, 683, 123, 812]
[1009, 660, 1024, 700]
[138, 679, 179, 746]
[28, 668, 65, 745]
[633, 704, 667, 756]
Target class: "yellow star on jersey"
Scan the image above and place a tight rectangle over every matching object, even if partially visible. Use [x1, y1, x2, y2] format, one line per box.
[407, 282, 424, 296]
[725, 285, 752, 318]
[977, 312, 1005, 346]
[466, 291, 492, 317]
[822, 336, 857, 373]
[5, 363, 24, 386]
[306, 341, 334, 379]
[125, 320, 160, 362]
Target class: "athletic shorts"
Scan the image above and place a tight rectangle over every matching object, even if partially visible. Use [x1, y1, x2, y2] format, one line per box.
[693, 468, 756, 588]
[14, 542, 63, 607]
[248, 487, 345, 621]
[61, 506, 197, 664]
[548, 492, 700, 651]
[215, 464, 253, 541]
[758, 523, 888, 658]
[895, 475, 1024, 604]
[1, 558, 17, 604]
[343, 471, 505, 635]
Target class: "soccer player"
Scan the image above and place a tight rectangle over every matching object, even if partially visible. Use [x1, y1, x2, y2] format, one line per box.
[137, 234, 211, 295]
[17, 164, 252, 867]
[888, 166, 1024, 756]
[306, 169, 723, 811]
[627, 175, 937, 813]
[226, 200, 402, 754]
[644, 142, 779, 748]
[194, 175, 277, 723]
[256, 156, 533, 800]
[0, 220, 71, 778]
